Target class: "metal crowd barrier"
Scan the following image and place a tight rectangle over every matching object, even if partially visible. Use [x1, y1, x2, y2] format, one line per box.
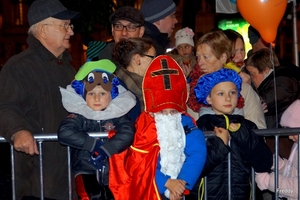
[1, 129, 300, 200]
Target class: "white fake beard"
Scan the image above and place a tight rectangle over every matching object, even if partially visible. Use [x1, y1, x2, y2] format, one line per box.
[154, 113, 186, 179]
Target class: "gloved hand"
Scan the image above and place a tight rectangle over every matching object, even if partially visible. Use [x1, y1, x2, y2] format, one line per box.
[88, 140, 107, 169]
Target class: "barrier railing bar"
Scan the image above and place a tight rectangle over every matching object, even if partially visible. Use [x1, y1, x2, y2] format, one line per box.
[38, 141, 44, 200]
[274, 135, 279, 200]
[1, 129, 299, 143]
[2, 128, 300, 200]
[298, 139, 300, 200]
[251, 168, 255, 199]
[11, 145, 15, 200]
[228, 139, 231, 200]
[67, 146, 72, 200]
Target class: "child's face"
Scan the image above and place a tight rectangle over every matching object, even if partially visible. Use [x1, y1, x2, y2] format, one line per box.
[206, 82, 238, 115]
[289, 135, 299, 143]
[177, 43, 193, 58]
[150, 108, 179, 117]
[86, 85, 112, 111]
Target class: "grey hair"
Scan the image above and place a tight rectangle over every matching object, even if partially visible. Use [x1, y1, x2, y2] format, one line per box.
[27, 23, 39, 36]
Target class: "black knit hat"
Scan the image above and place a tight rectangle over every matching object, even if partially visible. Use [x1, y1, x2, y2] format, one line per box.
[248, 25, 260, 45]
[28, 0, 80, 26]
[140, 0, 176, 23]
[109, 6, 144, 25]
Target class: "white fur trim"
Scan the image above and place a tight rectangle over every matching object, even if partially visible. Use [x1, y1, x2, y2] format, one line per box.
[59, 84, 136, 120]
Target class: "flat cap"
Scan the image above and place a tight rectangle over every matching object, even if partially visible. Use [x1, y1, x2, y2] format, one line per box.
[28, 0, 80, 26]
[109, 6, 144, 25]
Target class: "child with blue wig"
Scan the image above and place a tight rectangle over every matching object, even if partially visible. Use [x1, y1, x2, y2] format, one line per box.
[57, 59, 136, 199]
[188, 68, 273, 200]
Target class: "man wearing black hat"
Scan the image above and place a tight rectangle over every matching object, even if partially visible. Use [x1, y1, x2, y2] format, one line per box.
[140, 0, 178, 55]
[247, 25, 269, 57]
[0, 0, 79, 199]
[96, 6, 145, 60]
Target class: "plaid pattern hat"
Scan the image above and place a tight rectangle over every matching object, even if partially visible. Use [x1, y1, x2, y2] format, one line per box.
[109, 6, 144, 25]
[28, 0, 80, 26]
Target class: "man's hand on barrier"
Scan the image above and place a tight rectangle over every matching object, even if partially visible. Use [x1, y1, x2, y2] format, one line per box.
[12, 130, 39, 155]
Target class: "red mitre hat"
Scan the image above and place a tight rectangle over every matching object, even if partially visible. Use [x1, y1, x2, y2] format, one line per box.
[143, 55, 187, 113]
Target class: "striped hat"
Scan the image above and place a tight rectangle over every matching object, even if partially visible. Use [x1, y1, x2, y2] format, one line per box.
[86, 41, 107, 61]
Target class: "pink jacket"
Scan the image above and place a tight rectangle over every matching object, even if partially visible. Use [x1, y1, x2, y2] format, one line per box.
[255, 152, 298, 200]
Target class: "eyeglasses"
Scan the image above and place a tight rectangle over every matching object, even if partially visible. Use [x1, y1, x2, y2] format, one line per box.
[113, 23, 141, 32]
[142, 54, 156, 59]
[43, 23, 74, 31]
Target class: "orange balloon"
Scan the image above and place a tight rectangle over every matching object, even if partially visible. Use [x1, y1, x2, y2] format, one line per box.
[237, 0, 287, 43]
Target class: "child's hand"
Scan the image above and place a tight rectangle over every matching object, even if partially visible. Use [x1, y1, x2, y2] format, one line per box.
[239, 71, 251, 84]
[165, 179, 186, 200]
[214, 126, 229, 145]
[261, 101, 268, 113]
[229, 123, 240, 132]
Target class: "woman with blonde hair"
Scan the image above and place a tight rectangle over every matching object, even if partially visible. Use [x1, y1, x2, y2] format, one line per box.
[187, 30, 266, 129]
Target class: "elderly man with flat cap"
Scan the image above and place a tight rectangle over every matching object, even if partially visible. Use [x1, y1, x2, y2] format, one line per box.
[0, 0, 79, 199]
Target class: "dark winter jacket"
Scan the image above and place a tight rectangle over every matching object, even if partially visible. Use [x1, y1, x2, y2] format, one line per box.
[58, 84, 136, 180]
[257, 65, 300, 129]
[58, 113, 135, 176]
[190, 114, 273, 200]
[143, 21, 170, 55]
[0, 34, 76, 199]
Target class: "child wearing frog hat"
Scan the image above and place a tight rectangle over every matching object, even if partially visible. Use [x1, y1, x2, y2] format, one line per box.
[188, 68, 273, 199]
[58, 59, 136, 199]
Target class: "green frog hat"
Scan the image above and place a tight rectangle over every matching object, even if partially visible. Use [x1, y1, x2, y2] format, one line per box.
[59, 59, 136, 120]
[71, 59, 119, 99]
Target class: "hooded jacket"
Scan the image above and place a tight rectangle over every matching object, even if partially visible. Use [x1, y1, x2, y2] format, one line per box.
[58, 84, 136, 177]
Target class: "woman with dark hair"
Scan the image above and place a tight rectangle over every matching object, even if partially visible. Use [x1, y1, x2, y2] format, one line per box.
[112, 37, 155, 112]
